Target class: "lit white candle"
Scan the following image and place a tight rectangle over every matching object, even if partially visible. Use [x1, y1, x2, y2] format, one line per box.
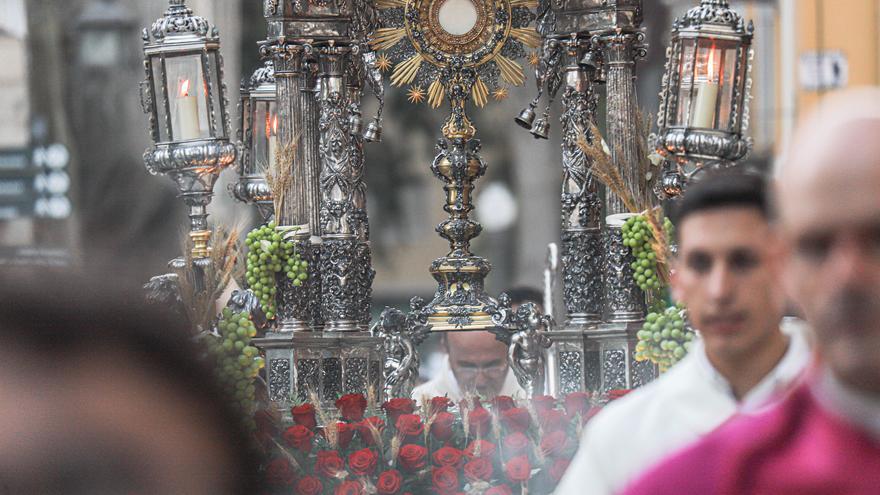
[692, 82, 719, 128]
[691, 46, 720, 129]
[175, 79, 201, 140]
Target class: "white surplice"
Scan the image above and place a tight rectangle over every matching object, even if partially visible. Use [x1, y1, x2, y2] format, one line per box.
[411, 355, 524, 403]
[554, 319, 812, 495]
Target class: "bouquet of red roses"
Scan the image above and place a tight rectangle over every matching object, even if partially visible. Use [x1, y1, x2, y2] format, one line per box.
[263, 391, 602, 495]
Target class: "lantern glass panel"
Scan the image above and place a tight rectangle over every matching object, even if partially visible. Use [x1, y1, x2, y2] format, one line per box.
[150, 55, 170, 142]
[208, 51, 227, 138]
[253, 99, 278, 171]
[686, 38, 739, 131]
[674, 37, 697, 128]
[165, 53, 210, 141]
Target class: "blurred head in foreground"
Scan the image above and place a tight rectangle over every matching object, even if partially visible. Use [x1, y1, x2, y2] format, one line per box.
[0, 274, 258, 494]
[777, 87, 880, 395]
[671, 172, 786, 370]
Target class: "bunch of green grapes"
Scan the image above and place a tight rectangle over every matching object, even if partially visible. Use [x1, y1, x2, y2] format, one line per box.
[635, 305, 695, 372]
[621, 214, 674, 292]
[244, 222, 309, 320]
[207, 308, 265, 420]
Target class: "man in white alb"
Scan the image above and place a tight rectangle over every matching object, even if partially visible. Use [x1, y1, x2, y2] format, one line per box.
[412, 288, 541, 402]
[555, 173, 811, 495]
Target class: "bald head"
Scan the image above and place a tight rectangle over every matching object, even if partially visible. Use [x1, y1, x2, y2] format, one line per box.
[777, 88, 880, 395]
[445, 331, 509, 398]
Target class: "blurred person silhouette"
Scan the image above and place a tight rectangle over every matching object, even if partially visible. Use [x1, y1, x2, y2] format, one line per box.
[0, 273, 260, 495]
[557, 173, 811, 495]
[624, 88, 880, 494]
[412, 287, 543, 401]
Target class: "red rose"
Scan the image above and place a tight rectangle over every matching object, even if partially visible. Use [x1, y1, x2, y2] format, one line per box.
[335, 480, 364, 495]
[500, 407, 531, 433]
[538, 409, 568, 433]
[608, 389, 632, 401]
[283, 424, 316, 453]
[265, 457, 296, 487]
[540, 430, 572, 459]
[463, 458, 494, 482]
[376, 469, 403, 495]
[562, 392, 591, 419]
[315, 450, 344, 478]
[432, 446, 464, 468]
[348, 448, 378, 476]
[395, 414, 425, 440]
[358, 416, 385, 446]
[431, 466, 460, 495]
[431, 411, 455, 442]
[502, 431, 530, 457]
[505, 455, 531, 483]
[291, 403, 318, 430]
[397, 444, 428, 472]
[382, 398, 416, 424]
[336, 393, 368, 422]
[468, 407, 492, 437]
[531, 395, 556, 414]
[464, 439, 496, 460]
[297, 475, 323, 495]
[548, 457, 571, 483]
[485, 484, 513, 495]
[429, 396, 454, 415]
[335, 421, 356, 449]
[490, 395, 516, 412]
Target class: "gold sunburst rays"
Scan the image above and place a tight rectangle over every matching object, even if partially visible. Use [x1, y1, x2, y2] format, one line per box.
[528, 51, 540, 66]
[370, 27, 407, 51]
[495, 54, 526, 86]
[427, 79, 445, 108]
[510, 0, 538, 7]
[510, 28, 541, 48]
[492, 87, 509, 101]
[375, 53, 392, 72]
[407, 86, 426, 104]
[375, 0, 405, 7]
[390, 53, 424, 87]
[471, 77, 489, 108]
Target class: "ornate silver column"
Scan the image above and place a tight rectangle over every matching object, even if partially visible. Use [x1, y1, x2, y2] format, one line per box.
[254, 0, 382, 414]
[595, 30, 648, 215]
[519, 0, 655, 398]
[559, 50, 603, 328]
[318, 46, 375, 332]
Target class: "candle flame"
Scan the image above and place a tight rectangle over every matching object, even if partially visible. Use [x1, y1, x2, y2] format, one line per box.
[179, 78, 191, 97]
[705, 43, 719, 82]
[266, 113, 279, 137]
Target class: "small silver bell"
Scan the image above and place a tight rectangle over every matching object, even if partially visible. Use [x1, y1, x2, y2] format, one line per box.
[349, 113, 363, 136]
[530, 118, 550, 140]
[363, 120, 382, 142]
[514, 105, 537, 130]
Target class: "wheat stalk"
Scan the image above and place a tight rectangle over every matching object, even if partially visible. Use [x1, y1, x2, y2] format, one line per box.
[177, 225, 243, 333]
[577, 127, 640, 214]
[265, 137, 298, 219]
[644, 207, 672, 285]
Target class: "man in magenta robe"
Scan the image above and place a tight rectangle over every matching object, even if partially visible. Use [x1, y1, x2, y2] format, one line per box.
[623, 89, 880, 495]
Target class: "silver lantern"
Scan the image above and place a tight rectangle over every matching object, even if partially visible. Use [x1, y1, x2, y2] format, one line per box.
[655, 0, 754, 187]
[233, 61, 275, 222]
[140, 0, 236, 261]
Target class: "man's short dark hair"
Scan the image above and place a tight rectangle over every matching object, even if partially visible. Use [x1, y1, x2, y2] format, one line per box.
[672, 171, 770, 227]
